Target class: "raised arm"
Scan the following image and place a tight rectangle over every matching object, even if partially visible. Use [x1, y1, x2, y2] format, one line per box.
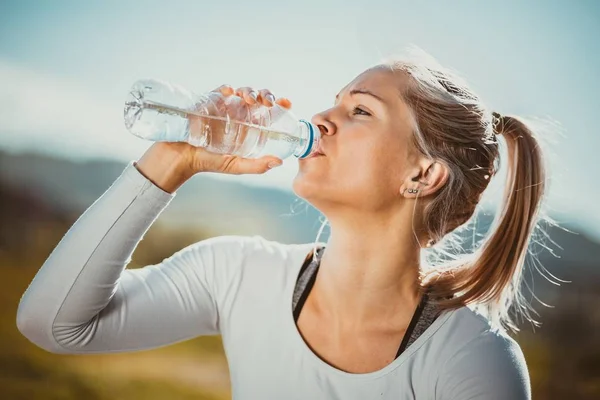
[16, 83, 290, 354]
[16, 160, 246, 354]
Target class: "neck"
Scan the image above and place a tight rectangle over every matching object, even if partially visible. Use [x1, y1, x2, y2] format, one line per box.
[311, 212, 425, 331]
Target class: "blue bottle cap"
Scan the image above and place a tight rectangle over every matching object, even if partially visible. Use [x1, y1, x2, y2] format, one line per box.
[297, 119, 321, 159]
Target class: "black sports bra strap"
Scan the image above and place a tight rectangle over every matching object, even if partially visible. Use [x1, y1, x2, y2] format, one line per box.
[395, 288, 429, 358]
[292, 246, 324, 322]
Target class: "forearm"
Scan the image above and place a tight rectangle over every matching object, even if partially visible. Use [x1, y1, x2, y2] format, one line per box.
[16, 161, 175, 352]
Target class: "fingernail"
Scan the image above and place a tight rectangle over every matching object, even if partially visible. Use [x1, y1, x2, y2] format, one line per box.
[250, 91, 258, 100]
[268, 161, 282, 168]
[221, 85, 233, 95]
[266, 94, 276, 103]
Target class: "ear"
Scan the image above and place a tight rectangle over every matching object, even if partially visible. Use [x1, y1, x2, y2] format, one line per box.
[401, 161, 449, 198]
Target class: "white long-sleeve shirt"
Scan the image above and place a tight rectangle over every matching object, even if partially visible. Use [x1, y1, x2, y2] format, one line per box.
[16, 161, 532, 399]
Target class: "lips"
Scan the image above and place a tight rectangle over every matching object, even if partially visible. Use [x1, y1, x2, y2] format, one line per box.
[312, 143, 326, 157]
[307, 150, 325, 158]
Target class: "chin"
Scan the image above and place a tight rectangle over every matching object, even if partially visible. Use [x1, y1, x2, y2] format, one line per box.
[292, 172, 325, 200]
[292, 174, 310, 198]
[293, 176, 343, 215]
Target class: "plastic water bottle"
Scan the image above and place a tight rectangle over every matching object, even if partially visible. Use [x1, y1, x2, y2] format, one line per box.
[123, 79, 321, 159]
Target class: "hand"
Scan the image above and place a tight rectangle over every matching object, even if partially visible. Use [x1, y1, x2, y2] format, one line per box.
[136, 84, 293, 194]
[185, 84, 293, 175]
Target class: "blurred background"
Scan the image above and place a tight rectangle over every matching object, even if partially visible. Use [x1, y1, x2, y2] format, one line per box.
[1, 0, 599, 398]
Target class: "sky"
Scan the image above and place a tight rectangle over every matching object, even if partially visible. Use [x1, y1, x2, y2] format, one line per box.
[0, 0, 599, 239]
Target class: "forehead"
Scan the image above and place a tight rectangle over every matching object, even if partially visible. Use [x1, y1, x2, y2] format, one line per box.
[338, 66, 410, 100]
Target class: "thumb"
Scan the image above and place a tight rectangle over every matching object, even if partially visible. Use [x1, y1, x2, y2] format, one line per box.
[225, 155, 283, 175]
[262, 156, 284, 171]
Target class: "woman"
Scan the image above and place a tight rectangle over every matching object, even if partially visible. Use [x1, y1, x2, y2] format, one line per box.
[17, 51, 542, 399]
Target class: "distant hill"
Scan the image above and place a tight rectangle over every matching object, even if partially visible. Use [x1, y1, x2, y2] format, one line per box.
[0, 149, 325, 244]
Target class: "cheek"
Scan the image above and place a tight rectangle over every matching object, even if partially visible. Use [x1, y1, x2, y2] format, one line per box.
[292, 145, 402, 210]
[342, 139, 394, 173]
[334, 145, 394, 191]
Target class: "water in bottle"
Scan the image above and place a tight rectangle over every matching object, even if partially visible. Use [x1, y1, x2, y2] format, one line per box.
[124, 79, 321, 159]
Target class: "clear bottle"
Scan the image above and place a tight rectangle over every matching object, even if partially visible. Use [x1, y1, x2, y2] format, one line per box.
[124, 79, 321, 159]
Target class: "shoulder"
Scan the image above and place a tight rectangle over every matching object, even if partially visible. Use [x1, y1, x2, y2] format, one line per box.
[184, 234, 319, 276]
[177, 234, 258, 267]
[237, 235, 324, 264]
[191, 235, 321, 312]
[183, 234, 299, 259]
[434, 307, 532, 399]
[203, 235, 318, 258]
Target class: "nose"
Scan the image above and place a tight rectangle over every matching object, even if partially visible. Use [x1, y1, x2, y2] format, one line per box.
[311, 112, 336, 136]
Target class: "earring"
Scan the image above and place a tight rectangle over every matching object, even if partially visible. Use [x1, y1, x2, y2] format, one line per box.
[407, 188, 418, 194]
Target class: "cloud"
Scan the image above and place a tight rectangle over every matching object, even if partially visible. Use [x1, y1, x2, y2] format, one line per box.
[0, 60, 146, 161]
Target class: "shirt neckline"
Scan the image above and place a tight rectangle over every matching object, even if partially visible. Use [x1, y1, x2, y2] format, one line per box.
[293, 246, 433, 359]
[283, 243, 457, 380]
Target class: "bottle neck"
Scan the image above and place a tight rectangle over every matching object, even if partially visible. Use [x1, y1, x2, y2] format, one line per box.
[295, 120, 321, 158]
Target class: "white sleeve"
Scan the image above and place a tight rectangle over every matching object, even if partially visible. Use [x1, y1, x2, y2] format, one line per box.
[16, 161, 248, 354]
[436, 331, 532, 400]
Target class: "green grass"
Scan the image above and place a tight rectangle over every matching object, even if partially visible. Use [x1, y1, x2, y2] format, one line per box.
[0, 223, 232, 400]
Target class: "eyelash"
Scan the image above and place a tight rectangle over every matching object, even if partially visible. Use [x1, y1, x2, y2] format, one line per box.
[352, 107, 371, 116]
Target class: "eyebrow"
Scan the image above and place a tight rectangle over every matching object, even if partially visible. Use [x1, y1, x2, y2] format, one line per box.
[335, 89, 386, 105]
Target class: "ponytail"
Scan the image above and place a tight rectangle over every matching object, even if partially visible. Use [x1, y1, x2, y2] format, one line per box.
[426, 113, 547, 333]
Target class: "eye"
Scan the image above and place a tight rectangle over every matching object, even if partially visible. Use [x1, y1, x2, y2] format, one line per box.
[352, 107, 371, 116]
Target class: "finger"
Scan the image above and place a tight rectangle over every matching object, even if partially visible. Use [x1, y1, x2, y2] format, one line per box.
[223, 155, 283, 175]
[275, 97, 292, 109]
[234, 87, 258, 105]
[262, 156, 283, 169]
[257, 89, 276, 106]
[210, 84, 234, 96]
